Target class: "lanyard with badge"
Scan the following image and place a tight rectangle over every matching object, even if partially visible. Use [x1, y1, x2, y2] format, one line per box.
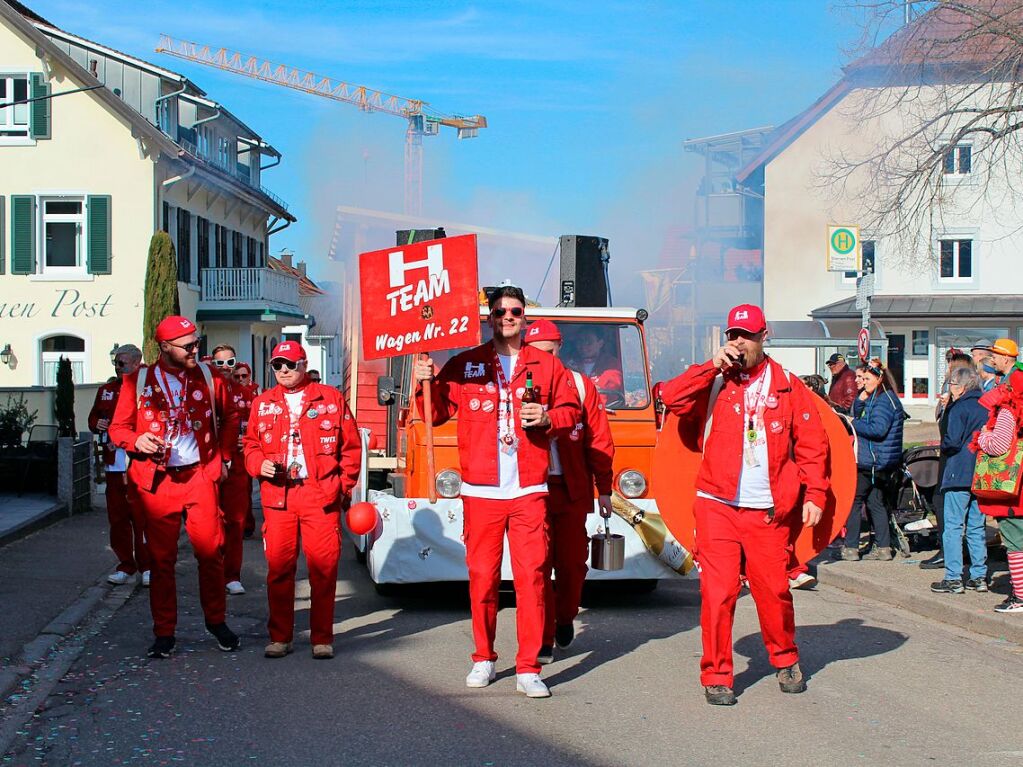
[493, 352, 518, 455]
[285, 393, 307, 480]
[742, 369, 768, 468]
[156, 367, 191, 440]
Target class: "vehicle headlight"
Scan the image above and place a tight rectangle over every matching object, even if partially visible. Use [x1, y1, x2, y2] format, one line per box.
[616, 469, 647, 499]
[436, 469, 462, 499]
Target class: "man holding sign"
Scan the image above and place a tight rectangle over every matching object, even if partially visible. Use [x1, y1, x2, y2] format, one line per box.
[413, 286, 580, 698]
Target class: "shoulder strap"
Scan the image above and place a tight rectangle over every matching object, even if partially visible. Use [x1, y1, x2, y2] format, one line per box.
[571, 370, 586, 404]
[196, 362, 219, 440]
[135, 365, 148, 403]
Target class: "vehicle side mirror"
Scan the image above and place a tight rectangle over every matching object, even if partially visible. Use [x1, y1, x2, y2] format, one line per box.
[377, 375, 396, 406]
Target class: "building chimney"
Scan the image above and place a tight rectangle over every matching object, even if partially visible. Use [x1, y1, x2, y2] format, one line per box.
[279, 248, 294, 268]
[297, 261, 307, 277]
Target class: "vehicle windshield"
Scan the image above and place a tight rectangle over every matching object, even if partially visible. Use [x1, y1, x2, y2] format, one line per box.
[423, 319, 650, 410]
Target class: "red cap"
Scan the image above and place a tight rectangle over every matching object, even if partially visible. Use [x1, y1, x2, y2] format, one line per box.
[155, 315, 198, 343]
[726, 304, 766, 334]
[234, 362, 252, 375]
[270, 341, 306, 362]
[525, 319, 561, 343]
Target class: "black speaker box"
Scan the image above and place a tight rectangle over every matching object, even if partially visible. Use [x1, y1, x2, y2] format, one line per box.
[396, 228, 446, 246]
[559, 235, 609, 307]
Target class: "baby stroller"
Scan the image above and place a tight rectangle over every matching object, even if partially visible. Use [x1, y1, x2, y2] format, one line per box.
[887, 445, 941, 555]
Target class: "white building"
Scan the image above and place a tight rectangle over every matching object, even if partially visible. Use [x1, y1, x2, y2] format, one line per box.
[737, 5, 1023, 405]
[0, 0, 301, 388]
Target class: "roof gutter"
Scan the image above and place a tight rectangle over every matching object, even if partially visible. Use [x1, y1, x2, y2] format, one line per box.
[268, 218, 291, 237]
[162, 164, 196, 188]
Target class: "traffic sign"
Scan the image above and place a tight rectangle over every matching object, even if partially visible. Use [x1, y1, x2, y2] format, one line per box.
[858, 327, 870, 361]
[827, 224, 861, 272]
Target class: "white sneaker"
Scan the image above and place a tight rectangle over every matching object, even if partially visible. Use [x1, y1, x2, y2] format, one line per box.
[141, 571, 151, 587]
[225, 581, 246, 596]
[465, 661, 496, 688]
[516, 673, 551, 698]
[905, 518, 935, 532]
[107, 571, 132, 585]
[789, 572, 817, 590]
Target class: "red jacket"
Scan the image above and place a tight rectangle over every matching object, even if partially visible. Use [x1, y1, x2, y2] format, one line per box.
[109, 362, 239, 492]
[225, 379, 259, 463]
[828, 364, 858, 413]
[88, 378, 121, 466]
[557, 372, 614, 503]
[567, 352, 624, 393]
[418, 341, 581, 488]
[659, 357, 829, 521]
[242, 382, 361, 511]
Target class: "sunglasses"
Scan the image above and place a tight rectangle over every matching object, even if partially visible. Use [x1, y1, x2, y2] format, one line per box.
[725, 329, 762, 342]
[212, 357, 236, 367]
[491, 307, 524, 319]
[234, 373, 251, 380]
[164, 339, 201, 353]
[271, 359, 299, 371]
[113, 359, 130, 368]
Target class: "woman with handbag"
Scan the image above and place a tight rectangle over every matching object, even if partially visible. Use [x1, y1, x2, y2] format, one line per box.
[841, 361, 905, 561]
[930, 366, 988, 594]
[975, 367, 1023, 613]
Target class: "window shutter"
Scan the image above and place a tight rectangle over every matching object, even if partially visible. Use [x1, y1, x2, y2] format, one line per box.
[87, 195, 112, 274]
[29, 73, 51, 140]
[0, 196, 5, 275]
[11, 195, 35, 274]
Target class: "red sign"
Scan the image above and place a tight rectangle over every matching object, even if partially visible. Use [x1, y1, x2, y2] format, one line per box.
[858, 327, 870, 361]
[359, 234, 481, 361]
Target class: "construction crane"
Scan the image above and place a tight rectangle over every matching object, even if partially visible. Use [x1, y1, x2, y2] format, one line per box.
[155, 34, 487, 216]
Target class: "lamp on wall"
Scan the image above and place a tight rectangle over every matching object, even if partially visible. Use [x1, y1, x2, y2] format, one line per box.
[1, 344, 12, 366]
[109, 342, 120, 361]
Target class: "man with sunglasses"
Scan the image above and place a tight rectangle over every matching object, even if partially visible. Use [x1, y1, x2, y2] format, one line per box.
[109, 316, 241, 659]
[413, 286, 580, 699]
[657, 304, 828, 706]
[211, 344, 255, 596]
[232, 362, 261, 537]
[243, 342, 361, 660]
[89, 343, 150, 587]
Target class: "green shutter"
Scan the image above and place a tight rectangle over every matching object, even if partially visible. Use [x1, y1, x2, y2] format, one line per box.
[29, 73, 51, 140]
[10, 196, 35, 275]
[0, 196, 5, 275]
[87, 195, 111, 274]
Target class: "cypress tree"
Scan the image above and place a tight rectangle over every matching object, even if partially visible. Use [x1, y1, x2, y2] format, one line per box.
[142, 232, 181, 364]
[55, 356, 76, 438]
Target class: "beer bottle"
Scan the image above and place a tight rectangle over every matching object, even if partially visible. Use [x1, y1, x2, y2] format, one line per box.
[521, 371, 541, 429]
[611, 492, 695, 575]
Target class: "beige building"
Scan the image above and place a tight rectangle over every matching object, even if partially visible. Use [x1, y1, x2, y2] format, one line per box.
[0, 1, 300, 389]
[737, 7, 1023, 405]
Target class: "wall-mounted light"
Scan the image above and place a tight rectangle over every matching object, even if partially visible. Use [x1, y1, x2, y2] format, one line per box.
[109, 342, 119, 362]
[1, 344, 12, 366]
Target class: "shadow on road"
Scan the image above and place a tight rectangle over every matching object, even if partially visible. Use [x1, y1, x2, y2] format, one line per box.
[732, 617, 908, 693]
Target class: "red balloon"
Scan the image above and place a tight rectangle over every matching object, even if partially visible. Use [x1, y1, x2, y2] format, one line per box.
[346, 502, 378, 535]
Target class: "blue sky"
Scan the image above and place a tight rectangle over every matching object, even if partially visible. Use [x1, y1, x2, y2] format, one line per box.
[30, 0, 867, 294]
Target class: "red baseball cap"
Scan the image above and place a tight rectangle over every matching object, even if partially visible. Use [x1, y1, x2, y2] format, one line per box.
[726, 304, 766, 334]
[155, 315, 198, 343]
[525, 319, 562, 344]
[270, 341, 306, 362]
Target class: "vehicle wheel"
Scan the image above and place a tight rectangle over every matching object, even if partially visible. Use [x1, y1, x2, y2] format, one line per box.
[374, 582, 399, 597]
[631, 579, 659, 594]
[355, 546, 367, 565]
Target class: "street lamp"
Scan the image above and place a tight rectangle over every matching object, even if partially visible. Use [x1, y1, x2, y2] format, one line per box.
[0, 344, 12, 366]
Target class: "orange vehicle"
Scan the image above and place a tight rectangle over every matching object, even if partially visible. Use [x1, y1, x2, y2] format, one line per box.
[343, 304, 685, 585]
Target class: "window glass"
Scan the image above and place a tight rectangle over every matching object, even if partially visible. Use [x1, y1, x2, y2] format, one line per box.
[939, 240, 954, 278]
[0, 75, 30, 137]
[959, 240, 972, 277]
[41, 197, 84, 271]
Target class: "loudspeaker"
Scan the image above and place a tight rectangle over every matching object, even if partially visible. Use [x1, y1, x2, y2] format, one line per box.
[559, 235, 609, 307]
[396, 228, 446, 246]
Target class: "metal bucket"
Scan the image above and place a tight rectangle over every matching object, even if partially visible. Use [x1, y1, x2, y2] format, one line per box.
[590, 528, 625, 571]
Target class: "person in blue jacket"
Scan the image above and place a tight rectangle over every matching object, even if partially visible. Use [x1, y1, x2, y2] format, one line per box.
[931, 366, 989, 594]
[841, 361, 905, 561]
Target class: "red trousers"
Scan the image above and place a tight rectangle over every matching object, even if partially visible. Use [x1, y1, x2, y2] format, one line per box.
[131, 468, 226, 637]
[543, 481, 590, 645]
[220, 465, 253, 583]
[463, 492, 549, 674]
[106, 472, 149, 574]
[694, 496, 798, 687]
[262, 482, 341, 645]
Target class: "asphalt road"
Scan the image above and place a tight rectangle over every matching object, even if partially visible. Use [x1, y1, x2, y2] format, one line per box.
[3, 532, 1020, 767]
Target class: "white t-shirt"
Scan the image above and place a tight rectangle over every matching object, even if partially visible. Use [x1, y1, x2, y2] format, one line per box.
[159, 368, 199, 467]
[284, 389, 309, 480]
[697, 365, 775, 510]
[461, 353, 547, 500]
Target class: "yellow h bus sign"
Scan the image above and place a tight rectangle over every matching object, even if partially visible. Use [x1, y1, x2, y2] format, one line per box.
[827, 224, 861, 273]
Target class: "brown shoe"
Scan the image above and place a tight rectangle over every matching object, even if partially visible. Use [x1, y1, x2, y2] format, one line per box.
[704, 685, 737, 705]
[777, 662, 806, 693]
[862, 546, 893, 561]
[312, 644, 334, 660]
[264, 641, 293, 658]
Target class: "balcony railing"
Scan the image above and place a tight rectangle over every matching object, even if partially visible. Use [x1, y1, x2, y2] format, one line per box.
[177, 136, 289, 212]
[200, 267, 300, 308]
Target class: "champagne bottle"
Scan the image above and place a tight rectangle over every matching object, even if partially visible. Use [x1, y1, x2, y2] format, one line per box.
[610, 492, 695, 575]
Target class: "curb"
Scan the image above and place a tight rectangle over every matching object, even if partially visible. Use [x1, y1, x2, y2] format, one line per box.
[0, 500, 70, 548]
[817, 564, 1023, 646]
